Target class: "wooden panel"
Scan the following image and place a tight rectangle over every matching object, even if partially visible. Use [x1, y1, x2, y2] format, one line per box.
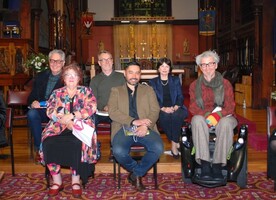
[0, 38, 31, 75]
[235, 83, 252, 107]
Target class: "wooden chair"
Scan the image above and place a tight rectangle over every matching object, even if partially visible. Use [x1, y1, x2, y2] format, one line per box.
[7, 90, 32, 158]
[266, 106, 276, 191]
[113, 144, 158, 190]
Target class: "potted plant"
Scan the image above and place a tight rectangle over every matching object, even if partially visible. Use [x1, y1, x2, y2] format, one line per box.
[25, 53, 49, 75]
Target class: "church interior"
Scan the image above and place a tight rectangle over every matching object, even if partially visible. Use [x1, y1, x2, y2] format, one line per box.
[0, 0, 276, 197]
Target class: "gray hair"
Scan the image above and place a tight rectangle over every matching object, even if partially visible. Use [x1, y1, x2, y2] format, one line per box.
[97, 50, 113, 59]
[48, 49, 66, 61]
[195, 50, 220, 66]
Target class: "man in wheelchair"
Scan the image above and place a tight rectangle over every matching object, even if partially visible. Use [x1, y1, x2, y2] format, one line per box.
[185, 50, 245, 188]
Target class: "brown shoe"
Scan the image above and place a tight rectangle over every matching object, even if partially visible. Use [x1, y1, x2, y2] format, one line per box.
[72, 183, 82, 198]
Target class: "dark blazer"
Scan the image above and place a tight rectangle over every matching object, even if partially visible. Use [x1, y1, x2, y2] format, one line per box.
[27, 70, 63, 105]
[0, 93, 6, 145]
[149, 75, 184, 108]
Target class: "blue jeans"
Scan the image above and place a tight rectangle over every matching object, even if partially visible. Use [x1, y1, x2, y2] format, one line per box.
[27, 108, 49, 151]
[112, 128, 164, 177]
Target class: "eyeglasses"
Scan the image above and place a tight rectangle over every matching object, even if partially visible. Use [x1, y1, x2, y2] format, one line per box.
[200, 62, 216, 68]
[99, 58, 113, 62]
[65, 73, 78, 78]
[49, 59, 64, 65]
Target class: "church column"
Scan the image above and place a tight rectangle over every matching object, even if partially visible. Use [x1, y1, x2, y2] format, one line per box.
[31, 0, 42, 52]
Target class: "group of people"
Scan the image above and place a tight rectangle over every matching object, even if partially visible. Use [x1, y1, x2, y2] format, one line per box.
[0, 49, 240, 197]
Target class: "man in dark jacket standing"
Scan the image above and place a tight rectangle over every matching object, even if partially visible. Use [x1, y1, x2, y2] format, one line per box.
[27, 49, 65, 162]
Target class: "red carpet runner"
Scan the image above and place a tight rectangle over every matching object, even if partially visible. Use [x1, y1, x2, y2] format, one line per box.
[0, 172, 275, 199]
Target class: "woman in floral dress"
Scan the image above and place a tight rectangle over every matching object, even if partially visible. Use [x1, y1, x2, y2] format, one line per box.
[40, 63, 97, 197]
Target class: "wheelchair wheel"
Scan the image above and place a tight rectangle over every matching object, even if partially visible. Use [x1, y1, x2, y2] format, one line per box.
[180, 144, 194, 183]
[181, 166, 192, 183]
[236, 148, 248, 188]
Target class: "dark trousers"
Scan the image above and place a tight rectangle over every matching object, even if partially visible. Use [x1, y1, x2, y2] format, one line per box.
[158, 107, 187, 143]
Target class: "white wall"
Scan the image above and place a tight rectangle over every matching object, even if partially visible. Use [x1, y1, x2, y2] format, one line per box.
[88, 0, 198, 21]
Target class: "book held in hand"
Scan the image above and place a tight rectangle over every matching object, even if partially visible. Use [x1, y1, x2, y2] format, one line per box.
[123, 124, 137, 136]
[123, 124, 150, 136]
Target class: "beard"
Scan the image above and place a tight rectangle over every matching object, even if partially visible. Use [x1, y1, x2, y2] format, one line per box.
[127, 78, 139, 86]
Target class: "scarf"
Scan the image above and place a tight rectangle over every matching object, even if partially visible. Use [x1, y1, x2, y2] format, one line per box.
[195, 71, 224, 109]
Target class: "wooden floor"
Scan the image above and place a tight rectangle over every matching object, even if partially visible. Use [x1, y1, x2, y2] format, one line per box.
[0, 104, 267, 175]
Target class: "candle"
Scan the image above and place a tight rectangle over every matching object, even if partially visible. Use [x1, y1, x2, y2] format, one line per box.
[91, 56, 94, 65]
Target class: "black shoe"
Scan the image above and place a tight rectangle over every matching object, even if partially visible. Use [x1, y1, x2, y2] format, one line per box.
[212, 163, 224, 181]
[127, 172, 145, 192]
[127, 172, 136, 186]
[200, 172, 213, 181]
[200, 160, 213, 181]
[213, 171, 224, 181]
[171, 150, 180, 159]
[135, 176, 145, 192]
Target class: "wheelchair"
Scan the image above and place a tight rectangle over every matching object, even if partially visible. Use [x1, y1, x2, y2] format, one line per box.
[180, 121, 248, 188]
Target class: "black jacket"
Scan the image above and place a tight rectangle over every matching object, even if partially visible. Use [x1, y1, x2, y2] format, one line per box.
[27, 70, 63, 105]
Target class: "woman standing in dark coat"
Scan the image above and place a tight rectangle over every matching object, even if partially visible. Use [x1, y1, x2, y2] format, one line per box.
[149, 58, 188, 158]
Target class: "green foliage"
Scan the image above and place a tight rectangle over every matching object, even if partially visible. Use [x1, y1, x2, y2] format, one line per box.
[25, 53, 49, 73]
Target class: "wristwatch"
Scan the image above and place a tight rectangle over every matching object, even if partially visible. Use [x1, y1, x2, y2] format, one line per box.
[72, 112, 76, 120]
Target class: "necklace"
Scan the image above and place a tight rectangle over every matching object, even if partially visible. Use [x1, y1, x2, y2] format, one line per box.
[161, 79, 168, 86]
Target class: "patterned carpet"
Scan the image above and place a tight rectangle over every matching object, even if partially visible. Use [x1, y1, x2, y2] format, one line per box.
[0, 172, 275, 199]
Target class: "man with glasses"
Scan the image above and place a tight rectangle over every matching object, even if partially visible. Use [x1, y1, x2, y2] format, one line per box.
[189, 50, 237, 183]
[89, 50, 125, 161]
[27, 49, 65, 163]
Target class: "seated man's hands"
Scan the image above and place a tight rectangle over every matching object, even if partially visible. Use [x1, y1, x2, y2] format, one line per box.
[132, 119, 152, 127]
[31, 100, 41, 108]
[134, 125, 149, 137]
